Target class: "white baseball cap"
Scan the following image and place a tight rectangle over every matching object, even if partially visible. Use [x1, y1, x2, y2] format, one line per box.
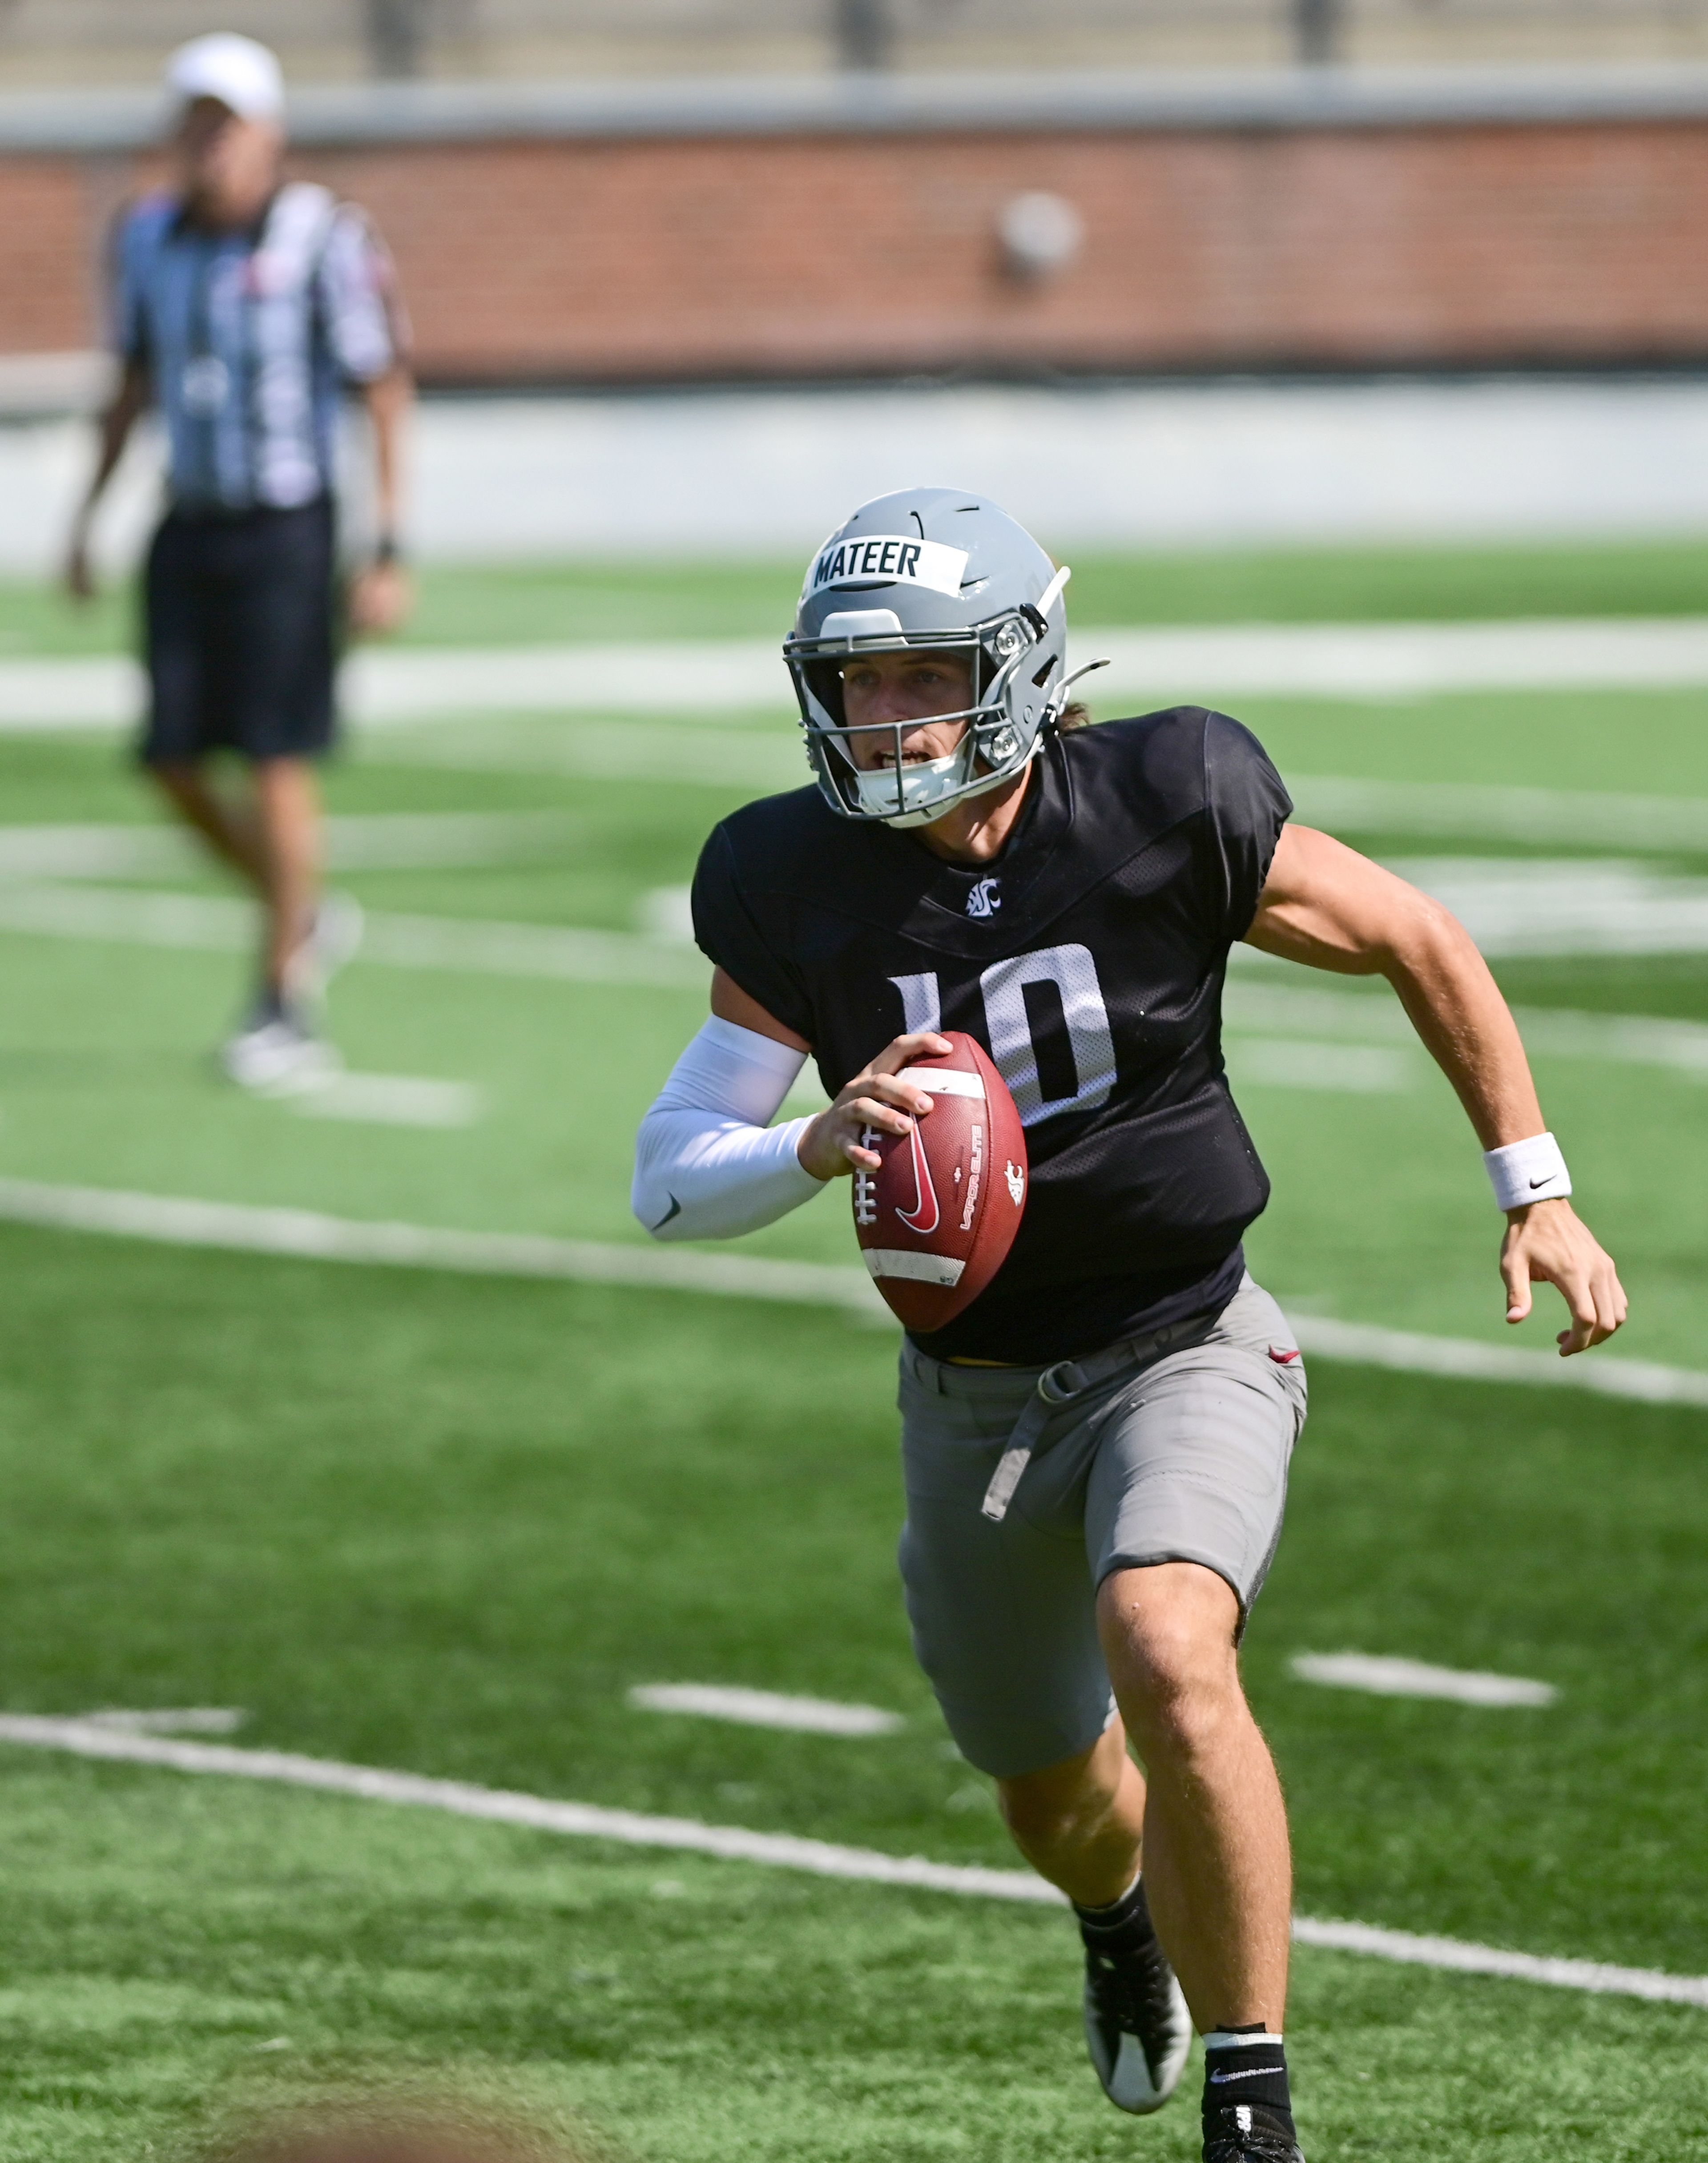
[165, 32, 285, 123]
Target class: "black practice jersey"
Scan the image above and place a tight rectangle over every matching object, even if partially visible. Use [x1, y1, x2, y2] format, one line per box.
[691, 708, 1293, 1364]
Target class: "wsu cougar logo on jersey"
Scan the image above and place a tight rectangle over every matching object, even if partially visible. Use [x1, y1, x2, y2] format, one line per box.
[966, 877, 1001, 920]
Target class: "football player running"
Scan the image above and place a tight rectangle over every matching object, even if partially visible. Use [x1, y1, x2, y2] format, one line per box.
[632, 489, 1626, 2163]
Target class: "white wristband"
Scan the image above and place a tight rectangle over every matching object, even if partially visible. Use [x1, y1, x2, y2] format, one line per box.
[1483, 1131, 1571, 1212]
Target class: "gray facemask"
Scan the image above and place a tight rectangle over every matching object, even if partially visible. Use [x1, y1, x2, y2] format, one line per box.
[783, 487, 1101, 829]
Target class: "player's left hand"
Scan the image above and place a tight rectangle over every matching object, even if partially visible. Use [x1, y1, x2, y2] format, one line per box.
[348, 560, 413, 638]
[1500, 1196, 1627, 1355]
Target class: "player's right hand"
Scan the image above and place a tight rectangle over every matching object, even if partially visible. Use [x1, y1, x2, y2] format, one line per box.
[796, 1031, 953, 1181]
[1499, 1195, 1627, 1355]
[348, 560, 414, 637]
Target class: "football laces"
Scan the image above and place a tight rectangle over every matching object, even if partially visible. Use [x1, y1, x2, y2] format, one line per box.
[854, 1129, 879, 1227]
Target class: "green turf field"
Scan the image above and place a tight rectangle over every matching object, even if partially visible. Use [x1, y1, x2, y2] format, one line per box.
[0, 542, 1703, 2163]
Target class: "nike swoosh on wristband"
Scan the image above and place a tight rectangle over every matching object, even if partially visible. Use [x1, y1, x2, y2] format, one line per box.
[652, 1195, 683, 1229]
[1529, 1176, 1558, 1189]
[1208, 2068, 1279, 2084]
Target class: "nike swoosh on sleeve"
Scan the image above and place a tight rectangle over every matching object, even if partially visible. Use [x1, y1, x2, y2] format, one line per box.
[652, 1195, 683, 1229]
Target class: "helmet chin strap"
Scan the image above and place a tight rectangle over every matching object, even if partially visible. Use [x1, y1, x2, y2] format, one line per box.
[866, 738, 1042, 831]
[852, 748, 963, 824]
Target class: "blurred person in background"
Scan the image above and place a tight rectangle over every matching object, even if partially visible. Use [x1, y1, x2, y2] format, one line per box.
[64, 31, 414, 1089]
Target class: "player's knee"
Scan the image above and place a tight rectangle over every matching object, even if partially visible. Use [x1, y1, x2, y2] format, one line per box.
[997, 1747, 1122, 1857]
[1100, 1565, 1244, 1757]
[1130, 1672, 1245, 1772]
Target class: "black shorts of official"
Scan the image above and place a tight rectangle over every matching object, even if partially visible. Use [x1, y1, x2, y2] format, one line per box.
[141, 497, 338, 766]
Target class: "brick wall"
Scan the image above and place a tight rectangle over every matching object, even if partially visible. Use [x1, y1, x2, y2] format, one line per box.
[0, 155, 103, 352]
[9, 114, 1708, 380]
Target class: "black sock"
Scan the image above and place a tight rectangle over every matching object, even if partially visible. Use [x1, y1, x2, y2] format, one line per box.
[1073, 1874, 1154, 1943]
[1203, 2025, 1293, 2138]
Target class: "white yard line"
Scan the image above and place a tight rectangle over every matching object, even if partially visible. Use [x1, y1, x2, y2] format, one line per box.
[316, 812, 579, 872]
[1287, 1313, 1708, 1408]
[1227, 1038, 1416, 1093]
[0, 1712, 1699, 2008]
[1289, 1655, 1557, 1707]
[0, 822, 195, 879]
[354, 909, 704, 987]
[358, 717, 806, 794]
[0, 813, 578, 882]
[1225, 975, 1708, 1079]
[0, 1176, 1702, 1406]
[15, 620, 1708, 734]
[1288, 777, 1708, 854]
[286, 1073, 484, 1129]
[1511, 1006, 1708, 1075]
[0, 657, 139, 731]
[0, 1178, 883, 1318]
[0, 1714, 1038, 1903]
[345, 642, 791, 724]
[1285, 1917, 1708, 2008]
[0, 884, 707, 991]
[84, 1708, 249, 1734]
[1087, 618, 1708, 702]
[638, 887, 697, 941]
[1393, 857, 1708, 958]
[628, 1684, 903, 1736]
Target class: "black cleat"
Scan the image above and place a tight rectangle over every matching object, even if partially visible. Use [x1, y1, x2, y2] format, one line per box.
[1203, 2102, 1306, 2163]
[1080, 1886, 1192, 2114]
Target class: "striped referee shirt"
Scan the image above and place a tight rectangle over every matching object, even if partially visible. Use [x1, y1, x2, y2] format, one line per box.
[112, 182, 405, 513]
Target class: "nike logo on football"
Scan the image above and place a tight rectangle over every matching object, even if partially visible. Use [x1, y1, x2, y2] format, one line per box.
[896, 1119, 941, 1235]
[653, 1196, 683, 1229]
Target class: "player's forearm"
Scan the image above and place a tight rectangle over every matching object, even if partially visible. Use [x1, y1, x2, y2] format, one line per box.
[1248, 824, 1547, 1152]
[632, 1015, 826, 1241]
[74, 370, 149, 524]
[633, 1106, 822, 1240]
[1381, 906, 1544, 1151]
[362, 367, 412, 539]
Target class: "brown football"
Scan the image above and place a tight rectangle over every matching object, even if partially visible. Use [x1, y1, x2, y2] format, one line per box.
[853, 1031, 1029, 1333]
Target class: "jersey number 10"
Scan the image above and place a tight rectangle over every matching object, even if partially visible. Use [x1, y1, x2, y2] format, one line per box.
[890, 943, 1117, 1128]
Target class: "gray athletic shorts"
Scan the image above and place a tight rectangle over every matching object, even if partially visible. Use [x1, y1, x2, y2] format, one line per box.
[896, 1275, 1308, 1780]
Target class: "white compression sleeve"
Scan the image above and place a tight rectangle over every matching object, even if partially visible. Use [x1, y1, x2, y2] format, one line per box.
[632, 1015, 826, 1242]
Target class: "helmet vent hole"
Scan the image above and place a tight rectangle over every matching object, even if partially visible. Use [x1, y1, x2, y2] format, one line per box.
[1031, 655, 1058, 686]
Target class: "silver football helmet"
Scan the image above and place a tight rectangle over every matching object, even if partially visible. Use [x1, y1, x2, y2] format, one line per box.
[784, 486, 1095, 829]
